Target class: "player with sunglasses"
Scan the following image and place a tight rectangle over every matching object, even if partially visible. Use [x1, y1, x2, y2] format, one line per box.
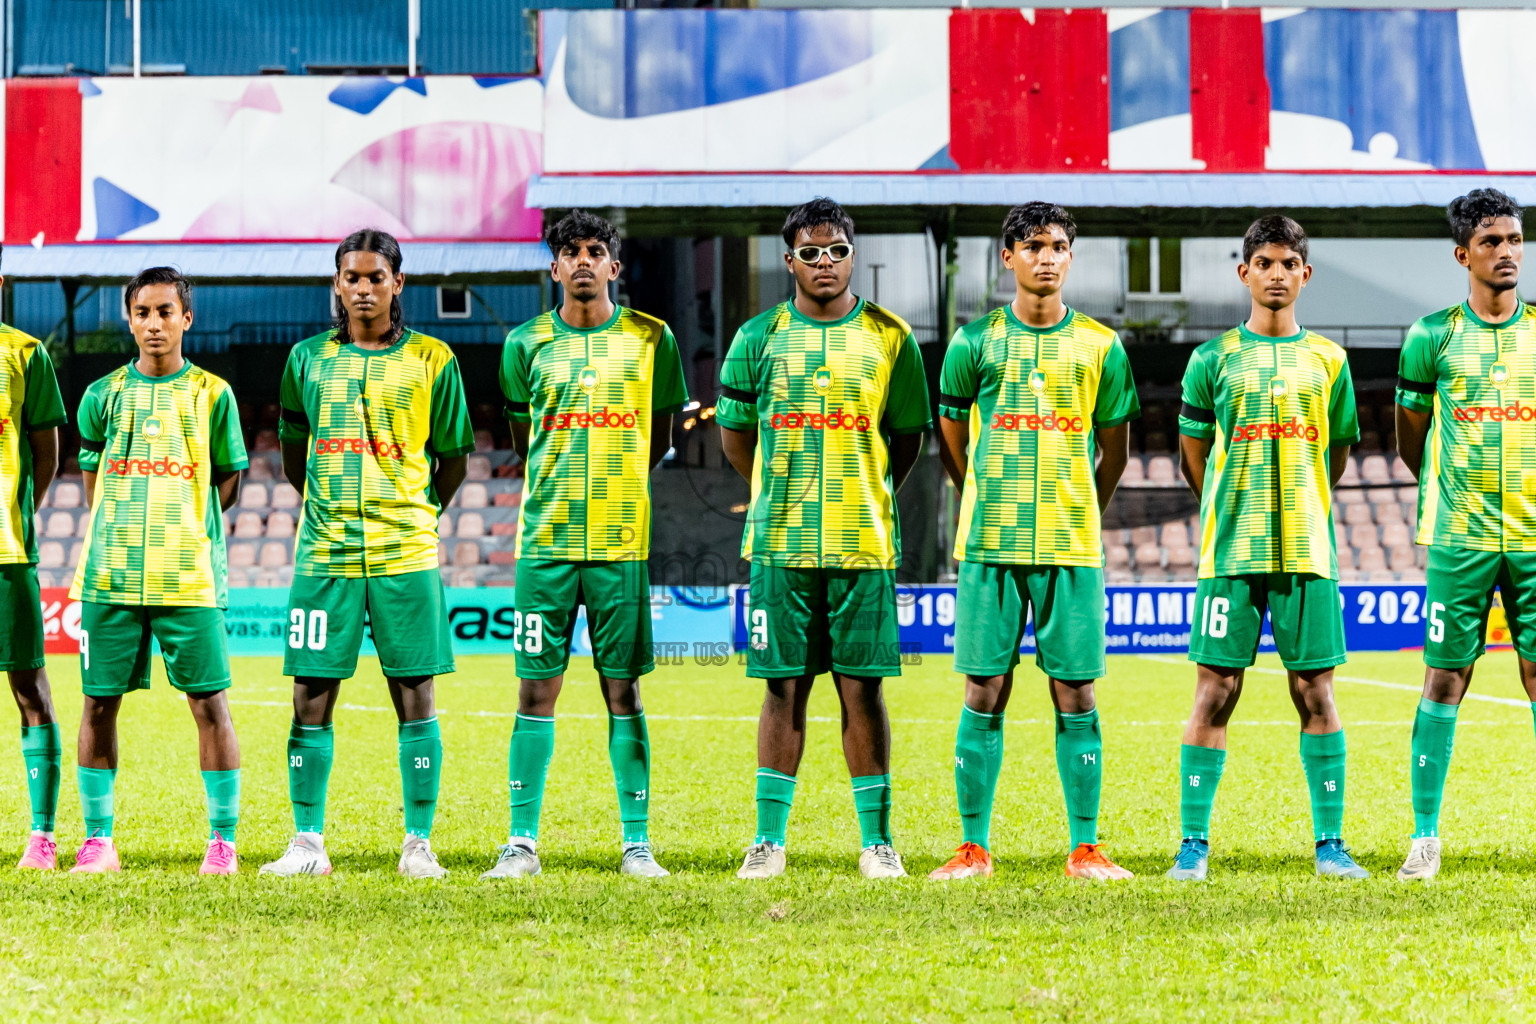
[718, 197, 931, 880]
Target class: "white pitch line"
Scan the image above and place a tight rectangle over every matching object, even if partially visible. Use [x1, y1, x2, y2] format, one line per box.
[1136, 653, 1533, 709]
[224, 700, 1515, 728]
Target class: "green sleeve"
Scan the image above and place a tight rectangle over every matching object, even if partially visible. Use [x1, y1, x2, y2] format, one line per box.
[715, 323, 761, 430]
[1396, 318, 1440, 413]
[76, 383, 107, 474]
[652, 326, 690, 414]
[937, 328, 978, 422]
[1329, 358, 1361, 446]
[1178, 347, 1217, 440]
[429, 358, 476, 458]
[882, 332, 933, 434]
[208, 387, 250, 472]
[20, 347, 66, 431]
[499, 331, 533, 424]
[1093, 335, 1141, 428]
[277, 348, 310, 443]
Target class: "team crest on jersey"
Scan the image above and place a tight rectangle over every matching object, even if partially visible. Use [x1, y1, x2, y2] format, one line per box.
[813, 367, 834, 395]
[354, 395, 370, 419]
[579, 366, 601, 393]
[1268, 376, 1289, 401]
[1491, 361, 1511, 388]
[142, 416, 163, 440]
[1028, 368, 1048, 396]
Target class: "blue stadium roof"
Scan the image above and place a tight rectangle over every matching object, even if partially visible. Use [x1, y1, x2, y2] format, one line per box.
[1, 242, 549, 281]
[526, 173, 1536, 210]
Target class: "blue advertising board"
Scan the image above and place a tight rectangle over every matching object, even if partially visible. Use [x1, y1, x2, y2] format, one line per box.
[48, 583, 1430, 660]
[219, 586, 737, 657]
[731, 583, 1435, 656]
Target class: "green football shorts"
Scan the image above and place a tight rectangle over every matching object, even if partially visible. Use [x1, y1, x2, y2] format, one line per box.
[284, 569, 455, 679]
[745, 564, 901, 679]
[513, 558, 653, 680]
[1188, 573, 1346, 671]
[1424, 546, 1536, 667]
[79, 602, 231, 697]
[0, 562, 44, 672]
[954, 561, 1106, 680]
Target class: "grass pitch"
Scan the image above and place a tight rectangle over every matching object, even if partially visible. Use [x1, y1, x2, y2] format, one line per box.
[1, 649, 1534, 1021]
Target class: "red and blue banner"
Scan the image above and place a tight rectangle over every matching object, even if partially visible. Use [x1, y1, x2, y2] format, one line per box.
[5, 8, 1533, 245]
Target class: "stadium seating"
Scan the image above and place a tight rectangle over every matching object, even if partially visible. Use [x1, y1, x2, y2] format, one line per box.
[51, 482, 82, 509]
[44, 512, 72, 538]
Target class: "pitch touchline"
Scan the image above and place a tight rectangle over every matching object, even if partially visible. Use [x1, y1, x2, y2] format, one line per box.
[1136, 653, 1534, 709]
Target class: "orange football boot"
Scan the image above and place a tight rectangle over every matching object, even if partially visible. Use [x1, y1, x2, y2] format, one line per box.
[928, 841, 993, 881]
[1065, 843, 1134, 880]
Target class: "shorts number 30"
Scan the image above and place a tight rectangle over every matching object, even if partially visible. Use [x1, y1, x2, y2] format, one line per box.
[288, 609, 328, 651]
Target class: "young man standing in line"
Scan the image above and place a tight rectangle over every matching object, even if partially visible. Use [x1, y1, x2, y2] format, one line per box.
[931, 202, 1139, 882]
[1170, 216, 1366, 882]
[719, 198, 931, 880]
[69, 267, 247, 875]
[1395, 189, 1536, 881]
[0, 245, 68, 870]
[483, 210, 688, 880]
[262, 230, 473, 879]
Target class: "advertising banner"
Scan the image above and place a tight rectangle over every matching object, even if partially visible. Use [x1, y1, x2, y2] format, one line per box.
[40, 586, 737, 659]
[37, 582, 1454, 662]
[730, 583, 1449, 658]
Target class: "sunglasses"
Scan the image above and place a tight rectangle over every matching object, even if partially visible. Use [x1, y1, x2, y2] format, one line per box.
[791, 243, 854, 265]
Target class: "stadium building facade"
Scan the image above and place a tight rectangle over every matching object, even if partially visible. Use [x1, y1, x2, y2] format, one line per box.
[0, 1, 1530, 649]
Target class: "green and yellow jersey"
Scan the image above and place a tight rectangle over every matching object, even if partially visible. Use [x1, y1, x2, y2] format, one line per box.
[1178, 324, 1359, 579]
[939, 305, 1139, 567]
[1397, 301, 1536, 551]
[0, 324, 66, 565]
[716, 298, 932, 570]
[279, 329, 474, 578]
[501, 306, 688, 562]
[71, 361, 247, 607]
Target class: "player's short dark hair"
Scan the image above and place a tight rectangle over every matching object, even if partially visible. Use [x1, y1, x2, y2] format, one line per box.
[1002, 202, 1076, 249]
[1448, 188, 1523, 247]
[782, 197, 855, 248]
[333, 228, 404, 344]
[546, 209, 620, 260]
[1242, 215, 1309, 264]
[124, 266, 193, 316]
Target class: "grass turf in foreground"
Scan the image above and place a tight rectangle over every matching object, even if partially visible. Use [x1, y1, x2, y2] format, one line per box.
[1, 650, 1534, 1021]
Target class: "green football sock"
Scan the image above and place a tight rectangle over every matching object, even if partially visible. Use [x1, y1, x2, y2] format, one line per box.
[607, 712, 651, 845]
[954, 705, 1003, 849]
[398, 717, 442, 839]
[20, 723, 60, 833]
[851, 774, 893, 848]
[1179, 743, 1226, 841]
[508, 713, 555, 842]
[754, 769, 796, 847]
[202, 769, 241, 843]
[1410, 697, 1458, 839]
[1300, 729, 1347, 842]
[287, 722, 334, 834]
[1055, 709, 1102, 849]
[77, 766, 116, 839]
